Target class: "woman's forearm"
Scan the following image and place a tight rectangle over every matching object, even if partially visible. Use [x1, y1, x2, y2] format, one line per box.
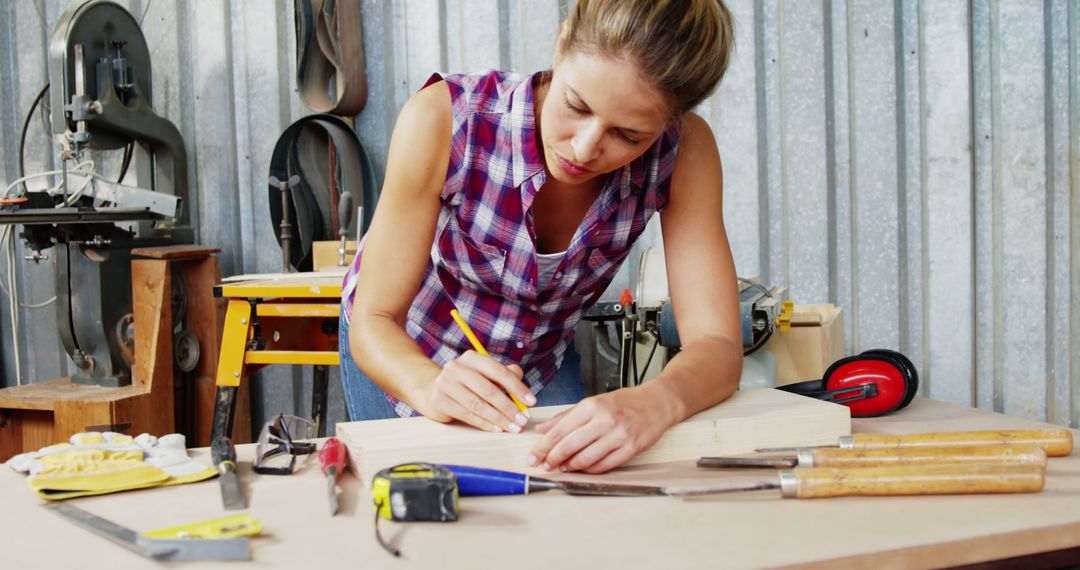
[640, 335, 743, 425]
[350, 312, 442, 415]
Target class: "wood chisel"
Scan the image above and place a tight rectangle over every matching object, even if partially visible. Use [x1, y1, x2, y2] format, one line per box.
[444, 464, 666, 497]
[756, 428, 1074, 457]
[320, 437, 347, 515]
[666, 464, 1045, 498]
[212, 436, 246, 510]
[700, 444, 1048, 469]
[44, 502, 252, 561]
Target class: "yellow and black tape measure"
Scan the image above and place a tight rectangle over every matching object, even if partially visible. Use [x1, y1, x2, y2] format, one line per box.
[371, 463, 459, 522]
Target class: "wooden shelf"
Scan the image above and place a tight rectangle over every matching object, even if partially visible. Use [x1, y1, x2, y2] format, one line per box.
[0, 379, 150, 411]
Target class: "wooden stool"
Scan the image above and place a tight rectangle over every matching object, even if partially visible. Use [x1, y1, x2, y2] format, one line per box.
[0, 246, 240, 460]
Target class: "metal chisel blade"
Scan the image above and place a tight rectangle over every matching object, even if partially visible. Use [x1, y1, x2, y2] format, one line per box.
[211, 436, 245, 510]
[327, 476, 340, 515]
[220, 471, 246, 510]
[526, 475, 667, 497]
[663, 480, 781, 497]
[697, 457, 798, 469]
[556, 480, 668, 497]
[755, 444, 833, 453]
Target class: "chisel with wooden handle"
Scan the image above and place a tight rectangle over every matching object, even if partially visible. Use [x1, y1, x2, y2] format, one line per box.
[756, 429, 1073, 457]
[700, 444, 1048, 469]
[666, 464, 1045, 498]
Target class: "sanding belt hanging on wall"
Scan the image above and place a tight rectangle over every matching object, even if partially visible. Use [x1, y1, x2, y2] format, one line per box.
[268, 114, 378, 272]
[295, 0, 368, 115]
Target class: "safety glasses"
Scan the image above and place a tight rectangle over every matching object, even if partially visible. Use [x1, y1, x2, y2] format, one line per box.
[252, 414, 317, 475]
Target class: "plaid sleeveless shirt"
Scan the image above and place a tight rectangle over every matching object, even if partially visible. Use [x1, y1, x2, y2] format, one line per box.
[342, 70, 681, 417]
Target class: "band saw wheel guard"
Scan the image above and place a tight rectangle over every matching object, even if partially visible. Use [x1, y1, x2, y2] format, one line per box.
[268, 114, 380, 271]
[777, 350, 918, 417]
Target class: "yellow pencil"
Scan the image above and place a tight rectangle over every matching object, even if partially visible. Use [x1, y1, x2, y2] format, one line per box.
[450, 309, 529, 413]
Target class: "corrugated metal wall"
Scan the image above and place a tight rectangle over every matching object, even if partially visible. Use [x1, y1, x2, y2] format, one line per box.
[0, 0, 1076, 433]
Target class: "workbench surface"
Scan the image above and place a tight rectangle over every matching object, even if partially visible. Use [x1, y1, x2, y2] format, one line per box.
[3, 397, 1080, 569]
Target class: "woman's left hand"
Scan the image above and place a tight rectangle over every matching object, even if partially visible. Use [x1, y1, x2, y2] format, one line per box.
[526, 387, 679, 474]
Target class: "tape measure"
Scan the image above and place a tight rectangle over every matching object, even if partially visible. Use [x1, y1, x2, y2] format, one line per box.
[371, 463, 459, 522]
[371, 463, 458, 558]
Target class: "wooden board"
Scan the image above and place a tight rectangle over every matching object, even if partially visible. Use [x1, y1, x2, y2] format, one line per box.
[130, 245, 222, 260]
[220, 268, 346, 283]
[215, 273, 345, 299]
[0, 410, 53, 460]
[52, 399, 117, 438]
[131, 259, 172, 392]
[0, 379, 150, 409]
[337, 388, 851, 484]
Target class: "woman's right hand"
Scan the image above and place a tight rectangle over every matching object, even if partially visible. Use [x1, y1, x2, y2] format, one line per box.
[424, 350, 536, 433]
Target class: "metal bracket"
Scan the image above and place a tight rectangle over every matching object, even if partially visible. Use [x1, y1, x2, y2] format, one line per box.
[269, 175, 301, 271]
[72, 178, 182, 219]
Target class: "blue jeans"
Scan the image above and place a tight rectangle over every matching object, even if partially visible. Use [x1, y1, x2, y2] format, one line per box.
[339, 309, 586, 420]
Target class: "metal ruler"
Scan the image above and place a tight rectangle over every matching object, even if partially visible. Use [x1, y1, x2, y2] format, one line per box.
[44, 502, 252, 561]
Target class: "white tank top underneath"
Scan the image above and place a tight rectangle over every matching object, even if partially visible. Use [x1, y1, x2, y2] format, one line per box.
[537, 251, 566, 288]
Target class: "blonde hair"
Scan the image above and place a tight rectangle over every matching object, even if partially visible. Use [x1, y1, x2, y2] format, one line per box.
[560, 0, 735, 116]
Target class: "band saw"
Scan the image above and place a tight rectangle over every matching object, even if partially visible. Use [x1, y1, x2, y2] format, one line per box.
[0, 0, 191, 388]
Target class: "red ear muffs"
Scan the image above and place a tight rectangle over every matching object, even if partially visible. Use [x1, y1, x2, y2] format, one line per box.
[857, 348, 919, 409]
[776, 350, 918, 417]
[821, 354, 908, 417]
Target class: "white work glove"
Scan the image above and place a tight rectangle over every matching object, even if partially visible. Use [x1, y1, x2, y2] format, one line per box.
[6, 431, 143, 476]
[135, 433, 217, 485]
[6, 431, 168, 500]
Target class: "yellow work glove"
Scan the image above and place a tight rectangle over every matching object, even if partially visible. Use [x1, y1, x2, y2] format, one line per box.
[7, 432, 169, 500]
[134, 433, 217, 486]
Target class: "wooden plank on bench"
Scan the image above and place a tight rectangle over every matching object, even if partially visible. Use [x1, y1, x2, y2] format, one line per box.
[337, 388, 851, 484]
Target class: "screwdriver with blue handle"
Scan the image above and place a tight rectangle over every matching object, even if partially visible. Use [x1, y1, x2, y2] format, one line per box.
[443, 464, 665, 497]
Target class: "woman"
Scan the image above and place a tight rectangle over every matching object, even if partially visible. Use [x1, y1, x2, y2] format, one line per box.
[340, 0, 742, 474]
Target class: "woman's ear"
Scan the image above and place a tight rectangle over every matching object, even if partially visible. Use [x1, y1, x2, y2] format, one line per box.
[553, 21, 570, 63]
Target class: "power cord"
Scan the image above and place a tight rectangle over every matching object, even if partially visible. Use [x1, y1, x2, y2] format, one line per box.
[635, 337, 660, 386]
[1, 160, 96, 386]
[4, 224, 19, 385]
[18, 83, 133, 196]
[17, 84, 51, 196]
